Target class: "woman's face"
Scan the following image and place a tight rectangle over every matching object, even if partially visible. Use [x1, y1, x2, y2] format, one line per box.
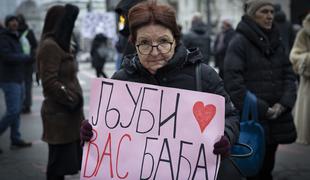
[253, 5, 274, 30]
[135, 24, 176, 74]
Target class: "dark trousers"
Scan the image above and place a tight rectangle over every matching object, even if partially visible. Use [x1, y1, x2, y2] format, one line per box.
[46, 140, 82, 179]
[95, 66, 107, 78]
[23, 65, 33, 110]
[247, 144, 278, 180]
[217, 158, 243, 180]
[0, 83, 23, 143]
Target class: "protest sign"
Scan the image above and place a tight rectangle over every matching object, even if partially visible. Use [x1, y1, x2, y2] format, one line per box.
[81, 12, 117, 40]
[81, 78, 225, 180]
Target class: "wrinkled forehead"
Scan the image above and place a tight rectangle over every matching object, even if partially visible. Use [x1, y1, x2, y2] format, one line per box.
[257, 4, 274, 12]
[136, 24, 174, 40]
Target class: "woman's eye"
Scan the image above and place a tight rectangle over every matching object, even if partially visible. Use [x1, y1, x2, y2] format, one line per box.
[158, 38, 169, 43]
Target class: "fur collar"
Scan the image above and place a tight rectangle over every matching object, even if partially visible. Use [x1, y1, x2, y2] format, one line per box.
[303, 14, 310, 36]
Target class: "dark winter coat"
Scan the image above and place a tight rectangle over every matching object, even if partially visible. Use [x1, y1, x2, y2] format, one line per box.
[18, 25, 38, 79]
[214, 27, 236, 78]
[112, 44, 240, 145]
[37, 4, 83, 144]
[0, 29, 31, 83]
[90, 34, 108, 68]
[18, 24, 38, 62]
[37, 38, 84, 144]
[183, 23, 211, 64]
[274, 10, 295, 56]
[224, 15, 297, 144]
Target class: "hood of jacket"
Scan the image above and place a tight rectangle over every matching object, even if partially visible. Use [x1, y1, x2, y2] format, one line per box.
[274, 11, 287, 23]
[121, 44, 203, 75]
[191, 22, 208, 35]
[115, 0, 146, 37]
[53, 4, 79, 52]
[115, 0, 145, 14]
[236, 15, 281, 56]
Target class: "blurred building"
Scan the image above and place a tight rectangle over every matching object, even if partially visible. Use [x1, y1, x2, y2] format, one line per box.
[1, 0, 308, 49]
[0, 0, 22, 23]
[167, 0, 292, 33]
[15, 0, 40, 38]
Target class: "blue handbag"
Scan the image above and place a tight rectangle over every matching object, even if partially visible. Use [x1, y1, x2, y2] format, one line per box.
[230, 91, 265, 177]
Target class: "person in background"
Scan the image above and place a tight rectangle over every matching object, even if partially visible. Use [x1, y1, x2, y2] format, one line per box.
[36, 4, 84, 180]
[0, 21, 4, 30]
[17, 14, 38, 114]
[114, 0, 146, 70]
[289, 13, 310, 145]
[273, 4, 295, 56]
[213, 19, 235, 78]
[81, 1, 242, 179]
[183, 12, 211, 64]
[0, 15, 32, 154]
[90, 33, 109, 78]
[224, 0, 297, 179]
[115, 32, 127, 70]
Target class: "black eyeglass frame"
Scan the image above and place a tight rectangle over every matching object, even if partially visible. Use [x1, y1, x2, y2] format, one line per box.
[136, 40, 174, 55]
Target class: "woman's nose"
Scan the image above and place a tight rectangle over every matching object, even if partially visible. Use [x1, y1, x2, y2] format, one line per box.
[150, 46, 160, 56]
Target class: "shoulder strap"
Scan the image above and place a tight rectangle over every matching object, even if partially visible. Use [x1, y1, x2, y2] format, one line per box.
[195, 62, 202, 91]
[241, 91, 258, 122]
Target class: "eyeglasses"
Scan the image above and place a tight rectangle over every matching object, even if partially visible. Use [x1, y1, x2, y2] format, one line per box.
[136, 40, 174, 55]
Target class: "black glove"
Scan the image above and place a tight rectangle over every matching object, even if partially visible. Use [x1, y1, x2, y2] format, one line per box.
[213, 135, 231, 158]
[80, 120, 93, 144]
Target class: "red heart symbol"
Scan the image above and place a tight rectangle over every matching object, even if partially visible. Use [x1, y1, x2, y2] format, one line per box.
[193, 101, 216, 133]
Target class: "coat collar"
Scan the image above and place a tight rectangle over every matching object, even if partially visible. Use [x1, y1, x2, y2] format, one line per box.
[237, 15, 281, 56]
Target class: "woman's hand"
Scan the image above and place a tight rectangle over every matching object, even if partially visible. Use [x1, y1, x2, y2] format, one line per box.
[80, 120, 93, 143]
[213, 135, 231, 158]
[266, 103, 286, 119]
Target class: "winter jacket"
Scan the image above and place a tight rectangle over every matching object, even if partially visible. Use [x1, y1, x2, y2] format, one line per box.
[224, 15, 297, 144]
[183, 23, 211, 64]
[90, 34, 108, 68]
[112, 44, 240, 145]
[274, 10, 295, 55]
[289, 14, 310, 144]
[37, 38, 84, 144]
[18, 25, 38, 79]
[36, 4, 83, 144]
[214, 27, 236, 78]
[0, 29, 31, 83]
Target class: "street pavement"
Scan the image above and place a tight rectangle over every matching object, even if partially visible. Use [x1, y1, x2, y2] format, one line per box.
[0, 61, 310, 180]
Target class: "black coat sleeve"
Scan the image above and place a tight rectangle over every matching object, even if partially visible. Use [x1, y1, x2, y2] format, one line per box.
[0, 35, 31, 64]
[279, 56, 297, 109]
[202, 64, 240, 145]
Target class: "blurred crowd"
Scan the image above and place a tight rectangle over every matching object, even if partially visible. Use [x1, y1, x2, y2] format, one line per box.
[0, 0, 310, 180]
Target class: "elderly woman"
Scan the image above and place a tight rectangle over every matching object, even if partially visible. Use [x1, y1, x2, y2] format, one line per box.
[290, 13, 310, 145]
[81, 0, 240, 179]
[224, 0, 297, 179]
[37, 4, 84, 180]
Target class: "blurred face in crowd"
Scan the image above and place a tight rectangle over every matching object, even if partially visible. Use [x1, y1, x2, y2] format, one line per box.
[253, 5, 274, 29]
[221, 21, 232, 31]
[7, 19, 19, 32]
[135, 24, 176, 74]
